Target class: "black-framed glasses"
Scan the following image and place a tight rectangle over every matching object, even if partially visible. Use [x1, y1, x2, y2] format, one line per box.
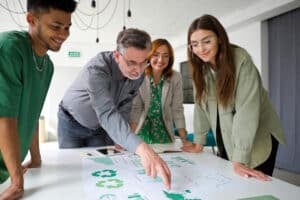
[119, 51, 150, 69]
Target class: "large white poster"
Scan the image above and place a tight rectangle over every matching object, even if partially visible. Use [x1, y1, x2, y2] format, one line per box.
[81, 153, 241, 200]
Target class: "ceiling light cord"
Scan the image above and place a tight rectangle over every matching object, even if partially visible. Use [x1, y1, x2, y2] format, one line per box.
[1, 0, 132, 42]
[123, 0, 126, 30]
[96, 0, 99, 43]
[127, 0, 131, 17]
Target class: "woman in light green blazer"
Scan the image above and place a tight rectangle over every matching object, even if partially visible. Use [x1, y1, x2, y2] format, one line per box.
[184, 14, 286, 180]
[130, 39, 200, 152]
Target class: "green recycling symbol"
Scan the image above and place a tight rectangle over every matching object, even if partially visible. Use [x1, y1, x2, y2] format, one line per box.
[96, 178, 123, 189]
[92, 169, 117, 178]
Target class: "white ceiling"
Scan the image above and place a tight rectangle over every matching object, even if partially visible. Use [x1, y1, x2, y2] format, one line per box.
[70, 0, 260, 44]
[0, 0, 260, 43]
[1, 0, 299, 48]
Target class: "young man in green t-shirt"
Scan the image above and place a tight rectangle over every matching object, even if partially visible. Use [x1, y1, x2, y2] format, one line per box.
[0, 0, 77, 199]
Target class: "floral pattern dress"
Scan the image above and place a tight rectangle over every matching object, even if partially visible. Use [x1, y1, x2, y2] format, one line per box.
[137, 76, 172, 144]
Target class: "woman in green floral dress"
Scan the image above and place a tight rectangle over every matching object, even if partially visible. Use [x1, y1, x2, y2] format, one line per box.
[130, 39, 202, 152]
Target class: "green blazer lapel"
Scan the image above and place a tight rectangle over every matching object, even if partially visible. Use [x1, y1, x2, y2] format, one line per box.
[206, 70, 218, 135]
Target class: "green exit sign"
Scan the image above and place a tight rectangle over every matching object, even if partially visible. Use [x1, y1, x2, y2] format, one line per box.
[68, 51, 81, 57]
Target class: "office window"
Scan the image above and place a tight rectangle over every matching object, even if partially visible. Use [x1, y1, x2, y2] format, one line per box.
[180, 61, 194, 104]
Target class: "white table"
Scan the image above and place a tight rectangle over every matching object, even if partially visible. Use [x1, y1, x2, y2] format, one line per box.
[1, 142, 299, 199]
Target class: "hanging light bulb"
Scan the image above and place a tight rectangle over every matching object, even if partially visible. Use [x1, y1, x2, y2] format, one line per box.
[127, 0, 132, 17]
[91, 0, 96, 8]
[122, 0, 126, 31]
[95, 0, 99, 43]
[127, 9, 131, 17]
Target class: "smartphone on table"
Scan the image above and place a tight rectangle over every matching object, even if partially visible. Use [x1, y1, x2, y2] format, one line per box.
[96, 147, 123, 156]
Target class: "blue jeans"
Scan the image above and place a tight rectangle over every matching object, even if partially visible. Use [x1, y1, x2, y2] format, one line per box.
[57, 105, 114, 148]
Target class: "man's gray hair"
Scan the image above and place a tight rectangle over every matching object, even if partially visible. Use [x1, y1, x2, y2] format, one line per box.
[116, 28, 151, 54]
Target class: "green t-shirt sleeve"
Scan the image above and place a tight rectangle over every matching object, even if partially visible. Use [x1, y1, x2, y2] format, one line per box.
[0, 40, 22, 117]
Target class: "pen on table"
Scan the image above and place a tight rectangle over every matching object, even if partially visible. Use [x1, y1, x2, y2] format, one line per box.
[162, 150, 182, 153]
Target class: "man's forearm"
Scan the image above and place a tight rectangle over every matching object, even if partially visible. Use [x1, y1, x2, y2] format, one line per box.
[135, 142, 171, 189]
[0, 118, 23, 185]
[22, 124, 42, 169]
[29, 125, 41, 163]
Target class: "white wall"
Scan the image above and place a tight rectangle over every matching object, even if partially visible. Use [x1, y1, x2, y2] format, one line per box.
[228, 22, 262, 71]
[41, 66, 82, 140]
[47, 40, 117, 68]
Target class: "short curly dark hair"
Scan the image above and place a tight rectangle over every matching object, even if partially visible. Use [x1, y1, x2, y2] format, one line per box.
[27, 0, 77, 13]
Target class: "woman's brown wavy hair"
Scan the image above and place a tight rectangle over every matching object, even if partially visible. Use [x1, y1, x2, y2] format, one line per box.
[145, 38, 174, 78]
[187, 14, 235, 108]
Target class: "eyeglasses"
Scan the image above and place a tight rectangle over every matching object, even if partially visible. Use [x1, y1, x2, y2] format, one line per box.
[188, 36, 216, 50]
[119, 51, 150, 69]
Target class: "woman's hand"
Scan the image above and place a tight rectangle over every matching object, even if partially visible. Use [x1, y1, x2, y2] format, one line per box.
[232, 161, 270, 181]
[181, 141, 203, 153]
[129, 122, 138, 132]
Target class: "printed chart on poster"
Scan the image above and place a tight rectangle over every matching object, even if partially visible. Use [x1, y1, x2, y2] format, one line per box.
[81, 152, 250, 200]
